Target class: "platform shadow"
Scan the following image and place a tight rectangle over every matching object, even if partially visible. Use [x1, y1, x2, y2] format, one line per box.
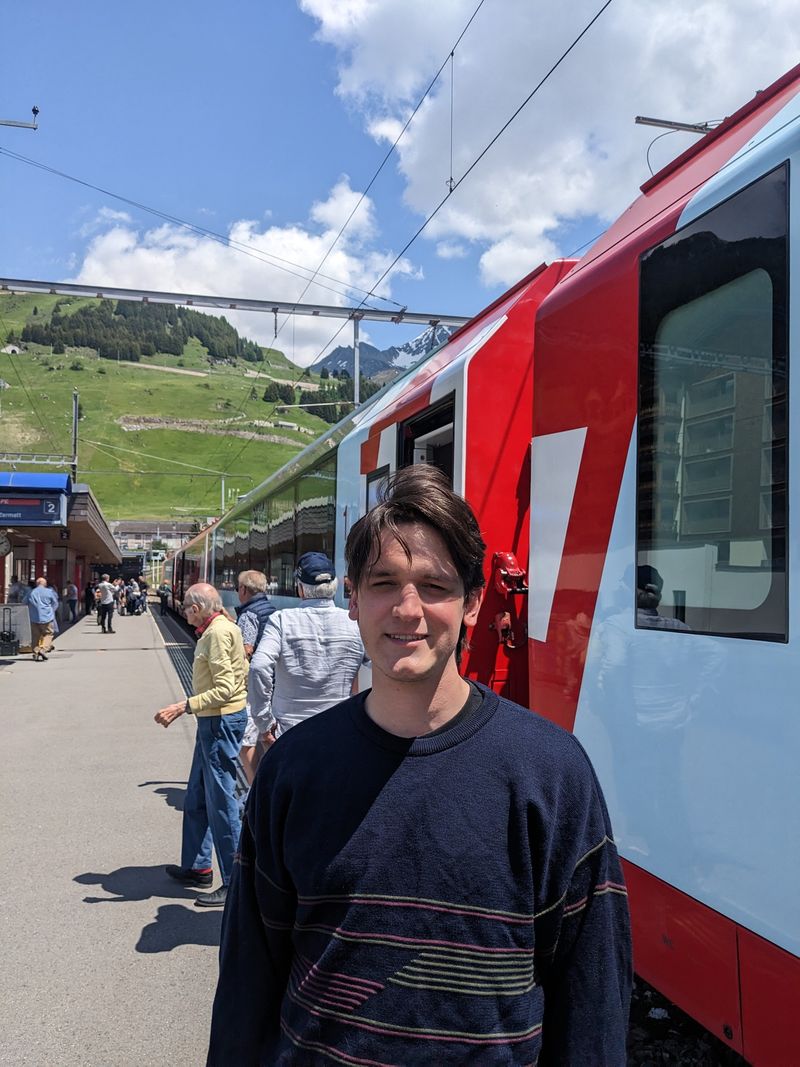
[75, 863, 197, 903]
[136, 903, 223, 953]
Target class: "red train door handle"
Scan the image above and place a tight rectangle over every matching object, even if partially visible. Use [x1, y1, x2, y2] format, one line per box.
[492, 551, 528, 596]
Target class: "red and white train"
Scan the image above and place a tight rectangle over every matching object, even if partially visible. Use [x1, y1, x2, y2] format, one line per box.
[169, 64, 800, 1063]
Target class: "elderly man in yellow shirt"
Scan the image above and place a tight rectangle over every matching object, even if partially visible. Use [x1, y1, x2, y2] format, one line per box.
[155, 583, 248, 908]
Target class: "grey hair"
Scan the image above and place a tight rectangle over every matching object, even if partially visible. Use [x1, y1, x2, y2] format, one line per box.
[183, 583, 223, 615]
[238, 569, 267, 595]
[298, 577, 338, 600]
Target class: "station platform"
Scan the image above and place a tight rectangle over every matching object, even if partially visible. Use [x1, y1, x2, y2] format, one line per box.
[0, 605, 225, 1066]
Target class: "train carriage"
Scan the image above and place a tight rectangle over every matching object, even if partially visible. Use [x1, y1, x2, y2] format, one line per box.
[169, 63, 800, 1064]
[527, 64, 800, 1063]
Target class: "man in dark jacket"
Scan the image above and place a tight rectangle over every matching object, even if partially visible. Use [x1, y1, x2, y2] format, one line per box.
[208, 466, 632, 1066]
[235, 570, 275, 784]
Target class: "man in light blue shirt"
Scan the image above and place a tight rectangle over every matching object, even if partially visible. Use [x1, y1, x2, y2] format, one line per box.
[27, 577, 60, 661]
[248, 552, 368, 738]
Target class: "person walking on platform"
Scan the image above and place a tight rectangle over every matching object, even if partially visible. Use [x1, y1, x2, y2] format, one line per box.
[8, 577, 28, 604]
[27, 577, 59, 662]
[234, 570, 275, 785]
[138, 575, 150, 613]
[84, 582, 95, 618]
[154, 583, 248, 909]
[208, 466, 632, 1066]
[96, 574, 116, 634]
[247, 551, 366, 743]
[64, 581, 79, 623]
[126, 577, 141, 615]
[157, 580, 171, 616]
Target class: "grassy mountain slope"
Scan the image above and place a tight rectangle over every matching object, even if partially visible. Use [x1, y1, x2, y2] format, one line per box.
[0, 294, 326, 520]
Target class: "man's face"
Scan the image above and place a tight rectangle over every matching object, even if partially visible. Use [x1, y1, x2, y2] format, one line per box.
[349, 523, 482, 686]
[237, 583, 249, 605]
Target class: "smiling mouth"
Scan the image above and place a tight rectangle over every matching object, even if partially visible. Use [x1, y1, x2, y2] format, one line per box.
[386, 633, 428, 642]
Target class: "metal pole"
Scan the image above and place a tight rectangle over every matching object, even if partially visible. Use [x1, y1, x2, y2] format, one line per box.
[353, 316, 360, 407]
[71, 390, 79, 480]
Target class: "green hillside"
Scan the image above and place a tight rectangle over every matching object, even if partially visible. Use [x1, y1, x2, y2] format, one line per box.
[0, 294, 328, 520]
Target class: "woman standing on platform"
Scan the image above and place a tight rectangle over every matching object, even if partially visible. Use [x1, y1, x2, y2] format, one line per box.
[153, 583, 248, 908]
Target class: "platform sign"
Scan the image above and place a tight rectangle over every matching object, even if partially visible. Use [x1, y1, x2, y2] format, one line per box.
[0, 494, 67, 527]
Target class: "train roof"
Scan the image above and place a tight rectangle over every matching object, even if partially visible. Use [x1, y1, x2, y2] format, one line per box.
[208, 265, 559, 530]
[561, 63, 800, 288]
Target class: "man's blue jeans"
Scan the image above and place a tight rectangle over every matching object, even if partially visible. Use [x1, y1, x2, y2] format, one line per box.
[181, 709, 247, 886]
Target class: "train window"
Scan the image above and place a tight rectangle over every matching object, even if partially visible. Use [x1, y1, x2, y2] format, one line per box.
[249, 501, 269, 580]
[398, 394, 455, 484]
[211, 453, 338, 600]
[296, 455, 337, 559]
[366, 465, 390, 510]
[269, 484, 296, 596]
[638, 163, 788, 641]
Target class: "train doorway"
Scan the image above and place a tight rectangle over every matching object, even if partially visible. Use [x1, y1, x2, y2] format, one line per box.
[398, 394, 455, 484]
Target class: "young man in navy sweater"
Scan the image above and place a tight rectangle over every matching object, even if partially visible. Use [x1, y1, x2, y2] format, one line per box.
[208, 464, 631, 1065]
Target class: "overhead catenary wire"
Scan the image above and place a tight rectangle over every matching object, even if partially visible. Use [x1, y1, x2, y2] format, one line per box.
[0, 145, 402, 311]
[82, 437, 243, 475]
[268, 0, 489, 348]
[205, 0, 616, 500]
[198, 0, 491, 486]
[348, 0, 617, 319]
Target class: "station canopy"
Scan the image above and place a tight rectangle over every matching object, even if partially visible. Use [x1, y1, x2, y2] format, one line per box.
[0, 472, 120, 563]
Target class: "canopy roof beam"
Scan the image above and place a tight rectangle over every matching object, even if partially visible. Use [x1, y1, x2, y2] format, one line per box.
[0, 278, 471, 328]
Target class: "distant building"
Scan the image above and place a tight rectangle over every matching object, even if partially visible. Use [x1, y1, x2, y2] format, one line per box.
[109, 520, 198, 554]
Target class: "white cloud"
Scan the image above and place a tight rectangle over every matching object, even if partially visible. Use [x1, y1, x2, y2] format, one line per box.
[309, 177, 376, 239]
[301, 0, 800, 286]
[435, 241, 468, 260]
[70, 180, 417, 365]
[77, 206, 132, 238]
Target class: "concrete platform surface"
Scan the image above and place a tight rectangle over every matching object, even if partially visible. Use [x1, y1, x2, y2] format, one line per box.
[0, 608, 223, 1066]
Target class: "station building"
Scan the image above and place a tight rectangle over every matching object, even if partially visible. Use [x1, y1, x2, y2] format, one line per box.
[0, 472, 121, 601]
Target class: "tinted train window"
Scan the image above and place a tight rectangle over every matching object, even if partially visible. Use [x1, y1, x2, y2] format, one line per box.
[296, 455, 337, 559]
[269, 483, 296, 596]
[212, 454, 338, 600]
[638, 164, 788, 641]
[366, 465, 390, 510]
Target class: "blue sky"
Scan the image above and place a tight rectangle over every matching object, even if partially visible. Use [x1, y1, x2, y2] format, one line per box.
[2, 0, 798, 363]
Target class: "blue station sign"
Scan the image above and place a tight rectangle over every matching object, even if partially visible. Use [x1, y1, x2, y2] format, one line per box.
[0, 493, 68, 527]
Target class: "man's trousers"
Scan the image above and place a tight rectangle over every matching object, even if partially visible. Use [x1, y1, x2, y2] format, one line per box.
[181, 709, 247, 886]
[30, 621, 54, 656]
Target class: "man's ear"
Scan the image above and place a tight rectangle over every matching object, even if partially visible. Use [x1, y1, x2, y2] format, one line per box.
[348, 586, 359, 621]
[463, 586, 484, 628]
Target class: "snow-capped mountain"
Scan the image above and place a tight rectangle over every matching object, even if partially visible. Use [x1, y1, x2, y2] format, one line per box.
[311, 324, 456, 381]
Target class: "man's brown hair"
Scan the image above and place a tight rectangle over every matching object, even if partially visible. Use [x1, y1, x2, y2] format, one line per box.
[345, 465, 486, 659]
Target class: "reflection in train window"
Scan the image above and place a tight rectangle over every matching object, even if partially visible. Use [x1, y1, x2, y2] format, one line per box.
[637, 164, 788, 640]
[211, 453, 338, 600]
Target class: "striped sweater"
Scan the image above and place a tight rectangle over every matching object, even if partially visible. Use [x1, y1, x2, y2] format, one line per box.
[208, 686, 631, 1066]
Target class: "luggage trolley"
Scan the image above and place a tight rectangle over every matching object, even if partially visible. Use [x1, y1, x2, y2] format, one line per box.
[1, 606, 21, 656]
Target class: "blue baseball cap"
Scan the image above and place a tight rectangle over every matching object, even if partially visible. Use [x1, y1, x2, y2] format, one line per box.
[295, 552, 335, 585]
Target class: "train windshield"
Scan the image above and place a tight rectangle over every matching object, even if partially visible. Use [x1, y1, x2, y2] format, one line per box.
[637, 163, 788, 640]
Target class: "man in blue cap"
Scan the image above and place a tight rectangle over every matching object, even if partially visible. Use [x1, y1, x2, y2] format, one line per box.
[247, 551, 368, 740]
